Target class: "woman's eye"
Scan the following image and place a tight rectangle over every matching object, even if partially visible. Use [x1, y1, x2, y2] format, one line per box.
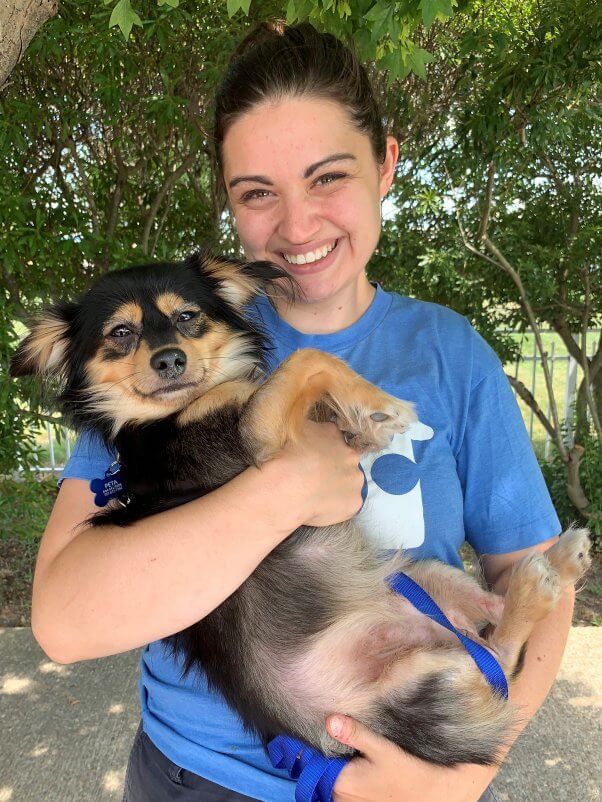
[241, 188, 272, 202]
[108, 325, 132, 338]
[177, 311, 198, 323]
[314, 172, 346, 187]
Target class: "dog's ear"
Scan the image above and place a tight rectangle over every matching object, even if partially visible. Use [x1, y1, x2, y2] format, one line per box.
[10, 302, 78, 377]
[189, 252, 296, 308]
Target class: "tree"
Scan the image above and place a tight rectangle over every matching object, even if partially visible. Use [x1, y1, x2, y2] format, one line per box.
[0, 0, 59, 89]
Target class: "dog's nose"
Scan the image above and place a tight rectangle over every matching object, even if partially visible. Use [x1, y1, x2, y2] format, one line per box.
[150, 348, 187, 379]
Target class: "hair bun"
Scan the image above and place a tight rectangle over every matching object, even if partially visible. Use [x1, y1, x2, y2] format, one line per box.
[233, 20, 286, 58]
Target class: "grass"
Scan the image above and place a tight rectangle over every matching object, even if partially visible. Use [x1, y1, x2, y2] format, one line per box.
[0, 476, 58, 625]
[0, 476, 58, 542]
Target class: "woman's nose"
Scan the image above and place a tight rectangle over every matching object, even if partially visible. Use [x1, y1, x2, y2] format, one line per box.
[276, 194, 321, 244]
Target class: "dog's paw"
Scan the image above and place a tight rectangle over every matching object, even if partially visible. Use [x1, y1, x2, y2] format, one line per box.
[544, 527, 592, 587]
[342, 393, 416, 452]
[514, 552, 562, 615]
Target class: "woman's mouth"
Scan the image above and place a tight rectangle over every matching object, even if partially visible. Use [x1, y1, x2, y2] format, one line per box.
[281, 239, 338, 265]
[279, 239, 340, 274]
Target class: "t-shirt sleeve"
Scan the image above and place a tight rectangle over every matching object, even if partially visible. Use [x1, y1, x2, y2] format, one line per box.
[60, 429, 116, 484]
[456, 360, 561, 556]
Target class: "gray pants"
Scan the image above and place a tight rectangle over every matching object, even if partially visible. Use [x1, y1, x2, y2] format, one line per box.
[123, 725, 499, 801]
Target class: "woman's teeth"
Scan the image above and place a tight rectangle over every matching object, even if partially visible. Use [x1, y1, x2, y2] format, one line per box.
[283, 241, 336, 265]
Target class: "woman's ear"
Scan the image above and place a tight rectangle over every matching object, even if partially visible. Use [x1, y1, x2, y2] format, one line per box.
[379, 136, 399, 198]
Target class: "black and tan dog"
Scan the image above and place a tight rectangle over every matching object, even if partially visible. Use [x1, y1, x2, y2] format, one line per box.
[11, 252, 591, 766]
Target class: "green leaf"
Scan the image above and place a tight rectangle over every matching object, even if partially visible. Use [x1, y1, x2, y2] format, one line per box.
[407, 45, 435, 80]
[158, 0, 180, 7]
[240, 0, 252, 13]
[286, 0, 297, 24]
[109, 0, 143, 39]
[365, 3, 392, 42]
[226, 0, 241, 17]
[419, 0, 453, 29]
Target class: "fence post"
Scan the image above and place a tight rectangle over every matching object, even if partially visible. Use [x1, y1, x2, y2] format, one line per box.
[563, 337, 579, 448]
[529, 337, 537, 440]
[544, 341, 555, 460]
[46, 421, 56, 473]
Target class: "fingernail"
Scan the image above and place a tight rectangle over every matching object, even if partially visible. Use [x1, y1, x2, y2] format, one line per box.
[329, 716, 343, 737]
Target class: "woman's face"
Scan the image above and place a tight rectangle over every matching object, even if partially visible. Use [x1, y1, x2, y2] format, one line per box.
[222, 96, 398, 317]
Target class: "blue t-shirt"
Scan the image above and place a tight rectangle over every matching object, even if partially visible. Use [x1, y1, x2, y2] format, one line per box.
[61, 286, 560, 800]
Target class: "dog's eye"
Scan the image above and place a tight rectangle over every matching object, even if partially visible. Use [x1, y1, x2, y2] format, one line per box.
[177, 311, 198, 323]
[108, 325, 133, 338]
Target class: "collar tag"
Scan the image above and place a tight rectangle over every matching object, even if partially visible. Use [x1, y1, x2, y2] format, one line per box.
[90, 461, 128, 508]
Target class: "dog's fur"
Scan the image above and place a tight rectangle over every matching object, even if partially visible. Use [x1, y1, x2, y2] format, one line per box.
[11, 252, 591, 766]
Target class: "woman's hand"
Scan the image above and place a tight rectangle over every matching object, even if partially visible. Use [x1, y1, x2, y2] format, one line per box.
[273, 420, 366, 528]
[326, 715, 493, 802]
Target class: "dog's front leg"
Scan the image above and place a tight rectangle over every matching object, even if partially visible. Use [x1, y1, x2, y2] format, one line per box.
[240, 349, 415, 464]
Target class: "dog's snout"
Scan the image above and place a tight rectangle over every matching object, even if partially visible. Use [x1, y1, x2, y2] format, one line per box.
[151, 348, 187, 379]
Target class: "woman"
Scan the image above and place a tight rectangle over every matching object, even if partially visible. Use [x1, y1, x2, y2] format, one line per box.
[35, 23, 570, 802]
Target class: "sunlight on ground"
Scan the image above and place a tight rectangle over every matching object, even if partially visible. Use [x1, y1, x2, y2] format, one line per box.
[568, 695, 602, 708]
[103, 768, 125, 793]
[108, 703, 124, 714]
[0, 788, 13, 801]
[0, 674, 33, 695]
[38, 660, 71, 676]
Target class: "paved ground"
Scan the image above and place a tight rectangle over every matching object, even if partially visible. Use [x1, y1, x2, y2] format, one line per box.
[0, 627, 600, 802]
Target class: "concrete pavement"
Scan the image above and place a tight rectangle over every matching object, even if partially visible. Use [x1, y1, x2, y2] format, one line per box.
[0, 627, 600, 802]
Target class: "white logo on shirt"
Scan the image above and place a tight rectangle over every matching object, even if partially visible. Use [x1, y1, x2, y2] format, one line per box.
[356, 420, 434, 550]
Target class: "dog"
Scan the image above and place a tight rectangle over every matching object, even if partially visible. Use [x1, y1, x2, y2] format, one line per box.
[11, 251, 591, 766]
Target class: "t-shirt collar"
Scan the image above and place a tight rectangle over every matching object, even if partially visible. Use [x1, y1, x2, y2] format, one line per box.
[253, 283, 392, 352]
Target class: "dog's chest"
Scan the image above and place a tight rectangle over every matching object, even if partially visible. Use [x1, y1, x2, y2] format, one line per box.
[115, 403, 251, 499]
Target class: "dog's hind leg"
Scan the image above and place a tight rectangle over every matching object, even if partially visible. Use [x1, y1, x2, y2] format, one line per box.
[487, 528, 591, 675]
[240, 348, 415, 463]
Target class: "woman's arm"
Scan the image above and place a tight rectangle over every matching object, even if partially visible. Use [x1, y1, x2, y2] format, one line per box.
[32, 421, 363, 665]
[327, 536, 573, 802]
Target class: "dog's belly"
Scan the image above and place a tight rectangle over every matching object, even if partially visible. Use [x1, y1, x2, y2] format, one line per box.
[183, 521, 459, 747]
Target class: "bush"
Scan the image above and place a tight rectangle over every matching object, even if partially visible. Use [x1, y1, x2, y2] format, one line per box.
[539, 432, 602, 552]
[0, 475, 58, 542]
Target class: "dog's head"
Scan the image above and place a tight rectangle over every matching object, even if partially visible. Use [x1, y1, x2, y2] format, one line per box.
[10, 252, 292, 438]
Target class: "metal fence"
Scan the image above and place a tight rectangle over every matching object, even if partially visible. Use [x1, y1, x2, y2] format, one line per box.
[32, 329, 600, 473]
[507, 329, 599, 457]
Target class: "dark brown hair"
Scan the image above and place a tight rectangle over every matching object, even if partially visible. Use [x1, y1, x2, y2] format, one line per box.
[213, 23, 386, 185]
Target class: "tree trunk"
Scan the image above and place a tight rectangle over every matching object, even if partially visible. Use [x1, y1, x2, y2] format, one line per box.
[0, 0, 58, 90]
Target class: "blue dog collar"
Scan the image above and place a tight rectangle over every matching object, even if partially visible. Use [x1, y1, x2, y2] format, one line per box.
[268, 570, 508, 802]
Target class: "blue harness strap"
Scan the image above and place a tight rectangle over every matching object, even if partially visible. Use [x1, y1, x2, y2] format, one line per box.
[268, 569, 508, 802]
[386, 571, 508, 699]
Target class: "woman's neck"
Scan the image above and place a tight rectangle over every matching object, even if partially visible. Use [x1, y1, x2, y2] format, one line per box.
[274, 276, 376, 335]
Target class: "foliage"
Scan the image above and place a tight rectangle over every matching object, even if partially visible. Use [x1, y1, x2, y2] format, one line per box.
[0, 476, 57, 541]
[539, 429, 602, 551]
[102, 0, 460, 82]
[0, 0, 600, 526]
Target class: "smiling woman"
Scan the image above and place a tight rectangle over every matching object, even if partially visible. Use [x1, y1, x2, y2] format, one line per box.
[222, 98, 397, 329]
[29, 21, 571, 802]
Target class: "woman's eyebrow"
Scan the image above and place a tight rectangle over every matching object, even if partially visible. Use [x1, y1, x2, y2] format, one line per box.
[303, 153, 356, 178]
[228, 153, 357, 189]
[229, 174, 274, 189]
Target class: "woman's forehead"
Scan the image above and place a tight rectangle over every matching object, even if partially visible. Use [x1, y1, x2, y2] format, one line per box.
[222, 96, 370, 178]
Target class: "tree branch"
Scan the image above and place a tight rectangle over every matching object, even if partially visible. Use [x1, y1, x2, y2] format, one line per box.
[0, 0, 58, 90]
[506, 374, 556, 440]
[141, 150, 197, 255]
